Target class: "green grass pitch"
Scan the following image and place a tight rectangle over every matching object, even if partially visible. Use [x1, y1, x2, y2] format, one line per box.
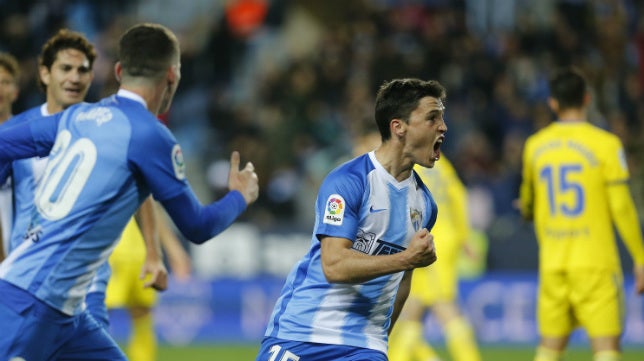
[157, 344, 644, 361]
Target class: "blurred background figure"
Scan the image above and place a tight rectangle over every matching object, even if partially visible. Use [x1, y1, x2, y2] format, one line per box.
[106, 203, 192, 361]
[519, 67, 644, 361]
[389, 154, 482, 361]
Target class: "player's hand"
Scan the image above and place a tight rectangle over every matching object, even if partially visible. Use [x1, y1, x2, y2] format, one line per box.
[228, 151, 259, 205]
[141, 258, 168, 291]
[634, 264, 644, 295]
[404, 228, 437, 269]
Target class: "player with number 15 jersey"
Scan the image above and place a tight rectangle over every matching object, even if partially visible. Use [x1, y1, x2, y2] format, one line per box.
[520, 122, 636, 273]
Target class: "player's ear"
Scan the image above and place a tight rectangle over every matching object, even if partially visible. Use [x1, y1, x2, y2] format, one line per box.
[114, 62, 122, 82]
[391, 118, 405, 138]
[547, 97, 558, 114]
[166, 64, 178, 86]
[583, 92, 591, 106]
[39, 65, 51, 87]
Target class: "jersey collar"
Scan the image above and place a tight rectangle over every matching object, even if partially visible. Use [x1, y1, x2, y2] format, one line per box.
[117, 89, 147, 108]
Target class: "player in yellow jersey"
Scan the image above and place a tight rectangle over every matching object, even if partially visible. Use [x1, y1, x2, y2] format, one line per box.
[519, 67, 644, 361]
[389, 155, 481, 361]
[106, 203, 191, 361]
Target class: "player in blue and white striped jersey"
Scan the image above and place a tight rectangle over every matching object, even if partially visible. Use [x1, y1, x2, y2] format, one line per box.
[0, 52, 20, 259]
[0, 23, 259, 361]
[256, 78, 447, 361]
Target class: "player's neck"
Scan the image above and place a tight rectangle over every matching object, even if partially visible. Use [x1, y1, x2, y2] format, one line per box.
[46, 102, 63, 115]
[557, 108, 586, 123]
[374, 144, 413, 182]
[0, 109, 11, 123]
[119, 84, 162, 115]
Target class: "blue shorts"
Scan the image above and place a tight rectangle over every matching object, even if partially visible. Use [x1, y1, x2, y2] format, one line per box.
[86, 290, 110, 328]
[0, 280, 125, 360]
[255, 336, 388, 361]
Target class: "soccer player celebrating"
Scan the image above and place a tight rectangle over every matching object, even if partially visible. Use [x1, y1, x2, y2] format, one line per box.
[0, 23, 258, 360]
[519, 67, 644, 361]
[255, 78, 444, 361]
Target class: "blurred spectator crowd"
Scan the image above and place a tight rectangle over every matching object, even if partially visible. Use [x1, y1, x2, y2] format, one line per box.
[1, 0, 643, 270]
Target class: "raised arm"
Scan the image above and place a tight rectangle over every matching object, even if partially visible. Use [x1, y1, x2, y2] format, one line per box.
[0, 113, 58, 161]
[160, 151, 258, 244]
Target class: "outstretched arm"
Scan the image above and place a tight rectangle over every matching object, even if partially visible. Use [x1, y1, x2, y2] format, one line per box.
[161, 151, 259, 244]
[0, 114, 58, 161]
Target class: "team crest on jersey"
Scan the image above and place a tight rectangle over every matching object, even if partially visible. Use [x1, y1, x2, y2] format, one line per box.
[323, 194, 345, 225]
[76, 107, 112, 126]
[410, 208, 423, 231]
[171, 144, 186, 180]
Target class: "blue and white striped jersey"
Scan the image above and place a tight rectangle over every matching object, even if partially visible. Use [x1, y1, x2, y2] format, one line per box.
[264, 152, 437, 354]
[2, 103, 112, 308]
[2, 104, 51, 254]
[0, 175, 11, 251]
[0, 90, 190, 315]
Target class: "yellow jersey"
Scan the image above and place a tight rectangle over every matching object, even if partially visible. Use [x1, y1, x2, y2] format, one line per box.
[415, 155, 469, 245]
[110, 217, 146, 263]
[519, 121, 631, 272]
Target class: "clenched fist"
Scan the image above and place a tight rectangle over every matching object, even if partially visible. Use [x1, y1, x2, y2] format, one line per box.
[404, 228, 437, 269]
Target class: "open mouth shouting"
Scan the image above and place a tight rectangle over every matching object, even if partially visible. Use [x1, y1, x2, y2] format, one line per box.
[432, 136, 444, 161]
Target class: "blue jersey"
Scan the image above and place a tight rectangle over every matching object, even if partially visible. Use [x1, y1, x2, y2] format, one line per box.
[264, 152, 437, 354]
[0, 176, 11, 250]
[1, 104, 51, 254]
[0, 90, 192, 315]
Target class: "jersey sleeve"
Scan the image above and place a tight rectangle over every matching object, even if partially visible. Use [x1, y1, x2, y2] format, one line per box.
[128, 121, 189, 202]
[128, 120, 248, 244]
[603, 136, 629, 184]
[314, 169, 364, 242]
[0, 112, 58, 162]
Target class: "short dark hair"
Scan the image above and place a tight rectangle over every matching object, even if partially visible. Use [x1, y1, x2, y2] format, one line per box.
[118, 23, 179, 79]
[38, 29, 96, 90]
[0, 52, 20, 81]
[548, 67, 587, 110]
[375, 78, 446, 140]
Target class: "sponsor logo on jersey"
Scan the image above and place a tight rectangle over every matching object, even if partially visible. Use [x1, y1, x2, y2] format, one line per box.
[353, 229, 376, 253]
[323, 194, 345, 225]
[172, 144, 186, 180]
[353, 229, 406, 255]
[23, 225, 43, 243]
[76, 107, 113, 126]
[373, 240, 405, 255]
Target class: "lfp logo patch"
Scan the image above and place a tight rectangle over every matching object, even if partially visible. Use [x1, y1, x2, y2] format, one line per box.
[323, 194, 345, 225]
[172, 144, 186, 180]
